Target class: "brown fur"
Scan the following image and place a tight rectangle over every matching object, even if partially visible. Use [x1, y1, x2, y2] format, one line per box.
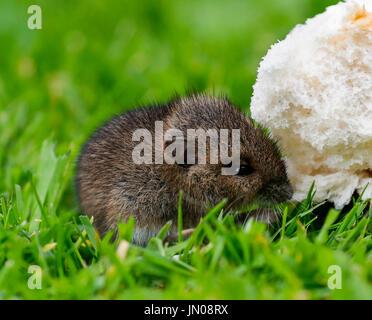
[76, 94, 293, 246]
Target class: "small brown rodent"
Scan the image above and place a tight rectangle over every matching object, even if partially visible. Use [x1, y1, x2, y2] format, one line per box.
[76, 94, 293, 246]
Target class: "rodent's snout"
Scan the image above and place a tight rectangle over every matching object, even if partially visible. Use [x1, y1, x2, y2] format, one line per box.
[258, 180, 294, 205]
[283, 182, 294, 201]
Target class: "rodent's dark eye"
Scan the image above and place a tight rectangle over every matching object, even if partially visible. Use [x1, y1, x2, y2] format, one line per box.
[221, 160, 254, 176]
[236, 160, 254, 176]
[238, 164, 254, 176]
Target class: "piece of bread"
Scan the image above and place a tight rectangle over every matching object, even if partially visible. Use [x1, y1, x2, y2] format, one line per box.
[251, 0, 372, 208]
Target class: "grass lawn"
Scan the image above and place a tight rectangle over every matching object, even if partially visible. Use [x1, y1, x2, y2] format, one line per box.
[0, 0, 371, 299]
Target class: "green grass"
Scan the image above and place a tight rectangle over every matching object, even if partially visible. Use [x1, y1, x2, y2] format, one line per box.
[0, 145, 371, 299]
[1, 0, 371, 299]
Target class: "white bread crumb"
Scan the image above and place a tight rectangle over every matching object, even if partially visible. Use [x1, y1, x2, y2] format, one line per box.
[251, 0, 372, 208]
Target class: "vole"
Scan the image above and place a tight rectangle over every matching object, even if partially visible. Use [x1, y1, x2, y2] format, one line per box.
[76, 94, 293, 246]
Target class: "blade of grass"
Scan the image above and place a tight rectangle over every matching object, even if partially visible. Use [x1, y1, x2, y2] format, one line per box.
[178, 190, 183, 243]
[316, 209, 340, 244]
[281, 206, 288, 240]
[80, 215, 97, 251]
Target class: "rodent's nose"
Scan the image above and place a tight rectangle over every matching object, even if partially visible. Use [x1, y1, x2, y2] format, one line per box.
[274, 181, 294, 202]
[259, 180, 294, 204]
[283, 182, 294, 200]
